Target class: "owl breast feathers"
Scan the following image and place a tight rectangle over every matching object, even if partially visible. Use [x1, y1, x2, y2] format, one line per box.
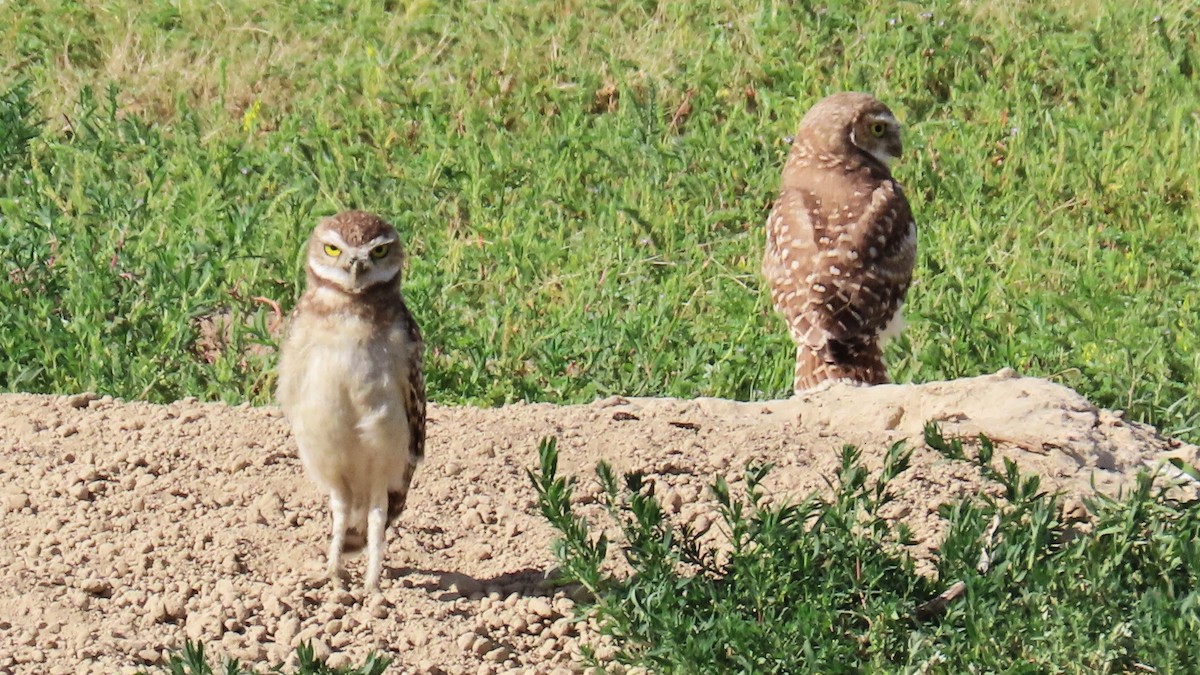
[762, 92, 917, 394]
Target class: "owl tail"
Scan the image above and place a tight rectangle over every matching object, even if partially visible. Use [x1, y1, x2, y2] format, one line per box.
[794, 338, 889, 394]
[340, 463, 417, 554]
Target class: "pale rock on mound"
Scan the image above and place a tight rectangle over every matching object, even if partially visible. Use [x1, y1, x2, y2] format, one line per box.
[0, 370, 1194, 674]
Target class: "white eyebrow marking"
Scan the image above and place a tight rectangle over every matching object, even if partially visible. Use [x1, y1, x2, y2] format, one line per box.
[319, 230, 352, 250]
[365, 235, 397, 248]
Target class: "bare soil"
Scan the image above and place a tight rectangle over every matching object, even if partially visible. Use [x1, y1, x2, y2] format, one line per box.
[1, 369, 1196, 674]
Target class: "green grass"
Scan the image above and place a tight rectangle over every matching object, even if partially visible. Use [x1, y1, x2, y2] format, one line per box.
[1, 0, 1198, 438]
[530, 433, 1200, 672]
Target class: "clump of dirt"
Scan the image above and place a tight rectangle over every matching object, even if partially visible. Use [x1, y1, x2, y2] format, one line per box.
[0, 369, 1195, 674]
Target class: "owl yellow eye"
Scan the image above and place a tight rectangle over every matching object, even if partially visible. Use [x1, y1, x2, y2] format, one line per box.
[870, 122, 887, 137]
[323, 244, 341, 257]
[370, 244, 391, 259]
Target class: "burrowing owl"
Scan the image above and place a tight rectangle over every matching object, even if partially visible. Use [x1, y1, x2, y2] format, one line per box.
[276, 210, 426, 590]
[762, 92, 917, 393]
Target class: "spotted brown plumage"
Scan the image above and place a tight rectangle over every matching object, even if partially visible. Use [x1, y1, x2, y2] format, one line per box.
[762, 92, 917, 393]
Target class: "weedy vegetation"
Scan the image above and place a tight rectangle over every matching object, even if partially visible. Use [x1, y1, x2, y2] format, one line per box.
[139, 640, 389, 675]
[530, 432, 1200, 673]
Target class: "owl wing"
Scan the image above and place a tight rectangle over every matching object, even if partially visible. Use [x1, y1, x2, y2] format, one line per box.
[838, 179, 916, 335]
[763, 189, 823, 346]
[765, 179, 915, 347]
[383, 301, 426, 526]
[274, 310, 306, 417]
[395, 301, 426, 461]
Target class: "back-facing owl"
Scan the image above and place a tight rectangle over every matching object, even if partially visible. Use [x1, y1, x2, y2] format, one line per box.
[762, 92, 917, 393]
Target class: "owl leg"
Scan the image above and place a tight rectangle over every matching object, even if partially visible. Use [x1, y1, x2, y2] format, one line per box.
[327, 491, 350, 583]
[363, 490, 389, 591]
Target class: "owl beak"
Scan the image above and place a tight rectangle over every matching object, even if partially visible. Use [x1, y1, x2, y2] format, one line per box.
[349, 259, 367, 285]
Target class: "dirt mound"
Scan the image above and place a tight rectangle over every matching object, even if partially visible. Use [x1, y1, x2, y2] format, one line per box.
[1, 370, 1195, 674]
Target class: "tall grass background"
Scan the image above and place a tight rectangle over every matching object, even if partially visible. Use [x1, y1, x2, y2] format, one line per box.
[1, 1, 1197, 440]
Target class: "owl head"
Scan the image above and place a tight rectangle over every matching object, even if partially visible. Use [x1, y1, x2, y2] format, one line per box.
[800, 92, 904, 169]
[305, 211, 405, 294]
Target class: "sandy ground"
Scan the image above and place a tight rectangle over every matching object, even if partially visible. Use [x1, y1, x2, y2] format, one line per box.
[1, 369, 1196, 674]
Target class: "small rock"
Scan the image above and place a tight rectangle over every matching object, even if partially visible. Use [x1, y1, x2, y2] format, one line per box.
[471, 636, 492, 656]
[664, 490, 683, 513]
[482, 609, 505, 630]
[256, 492, 285, 523]
[405, 626, 429, 647]
[266, 641, 291, 664]
[233, 642, 266, 663]
[326, 652, 352, 669]
[146, 595, 169, 623]
[456, 632, 476, 651]
[120, 590, 149, 611]
[67, 590, 90, 611]
[527, 598, 555, 618]
[296, 623, 321, 644]
[461, 509, 485, 528]
[485, 646, 511, 663]
[329, 632, 352, 649]
[79, 578, 112, 597]
[5, 493, 30, 512]
[66, 392, 100, 409]
[309, 638, 331, 660]
[593, 643, 617, 661]
[275, 616, 300, 646]
[164, 593, 188, 620]
[263, 595, 287, 618]
[550, 617, 576, 638]
[184, 612, 219, 641]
